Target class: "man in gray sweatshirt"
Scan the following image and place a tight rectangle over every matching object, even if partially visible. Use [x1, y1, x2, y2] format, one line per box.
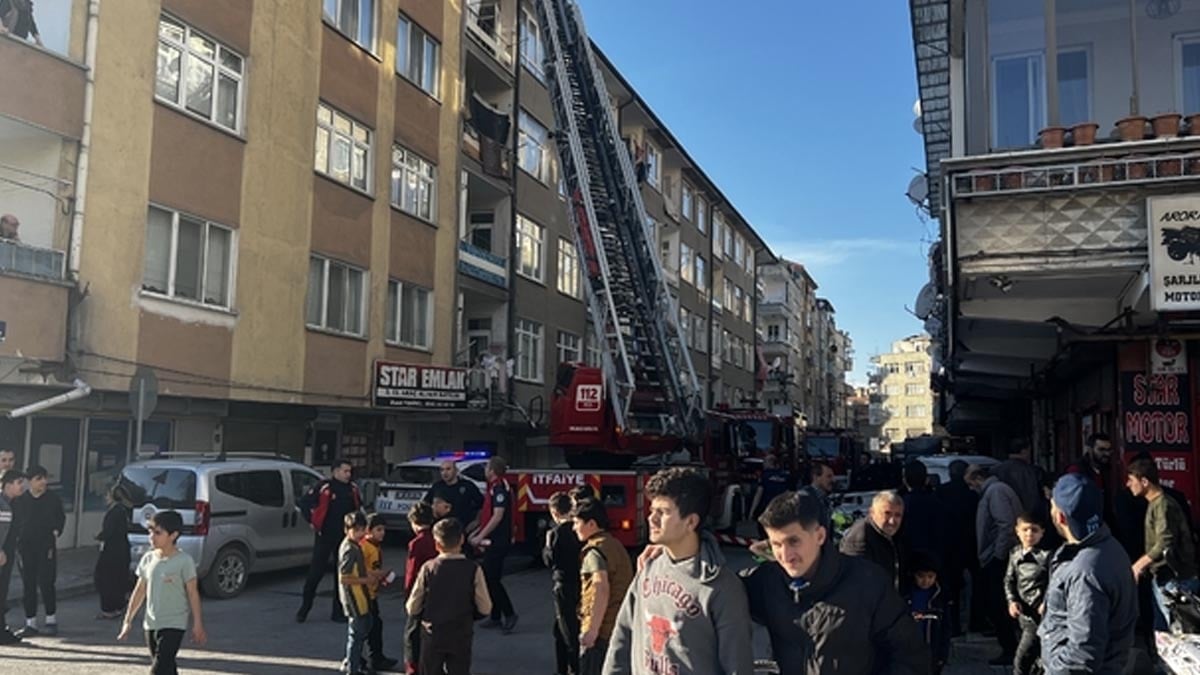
[604, 467, 754, 675]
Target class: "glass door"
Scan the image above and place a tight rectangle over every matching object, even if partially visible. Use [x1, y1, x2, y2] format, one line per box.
[29, 417, 81, 547]
[80, 419, 131, 549]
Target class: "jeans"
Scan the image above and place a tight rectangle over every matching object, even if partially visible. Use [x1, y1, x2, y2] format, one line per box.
[552, 583, 580, 675]
[1152, 576, 1200, 631]
[146, 628, 185, 675]
[345, 615, 373, 674]
[1013, 615, 1041, 675]
[983, 558, 1017, 656]
[21, 545, 57, 618]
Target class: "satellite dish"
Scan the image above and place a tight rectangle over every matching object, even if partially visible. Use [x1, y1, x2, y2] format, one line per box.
[913, 99, 922, 117]
[906, 174, 929, 205]
[914, 283, 938, 320]
[924, 315, 943, 337]
[913, 116, 923, 135]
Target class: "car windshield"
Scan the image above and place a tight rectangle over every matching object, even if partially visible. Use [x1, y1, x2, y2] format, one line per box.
[119, 467, 197, 509]
[734, 420, 775, 453]
[807, 436, 840, 459]
[386, 466, 440, 485]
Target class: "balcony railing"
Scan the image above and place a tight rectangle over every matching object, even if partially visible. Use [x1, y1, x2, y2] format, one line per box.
[952, 151, 1200, 199]
[458, 240, 508, 289]
[465, 2, 513, 67]
[0, 240, 66, 282]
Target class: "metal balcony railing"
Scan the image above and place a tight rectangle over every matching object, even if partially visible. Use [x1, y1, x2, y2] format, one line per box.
[951, 151, 1200, 199]
[458, 240, 508, 289]
[0, 240, 66, 281]
[465, 1, 513, 67]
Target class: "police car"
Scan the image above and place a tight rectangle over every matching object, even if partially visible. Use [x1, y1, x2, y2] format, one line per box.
[374, 452, 489, 531]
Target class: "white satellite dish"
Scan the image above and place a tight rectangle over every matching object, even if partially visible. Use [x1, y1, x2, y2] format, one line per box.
[906, 174, 929, 205]
[914, 283, 938, 320]
[913, 99, 922, 117]
[913, 116, 923, 135]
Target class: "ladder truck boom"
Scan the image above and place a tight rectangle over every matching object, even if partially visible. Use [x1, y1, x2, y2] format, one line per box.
[535, 0, 704, 445]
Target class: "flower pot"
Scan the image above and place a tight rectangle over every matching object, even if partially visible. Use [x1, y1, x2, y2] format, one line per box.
[1001, 168, 1025, 190]
[1152, 113, 1183, 138]
[1185, 156, 1200, 176]
[1049, 167, 1075, 187]
[973, 172, 997, 192]
[1186, 114, 1200, 136]
[1126, 155, 1149, 179]
[1116, 116, 1148, 142]
[1039, 126, 1067, 149]
[1157, 155, 1184, 177]
[1070, 123, 1099, 146]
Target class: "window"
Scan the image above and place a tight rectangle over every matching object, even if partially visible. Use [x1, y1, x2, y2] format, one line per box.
[396, 13, 440, 96]
[906, 383, 926, 396]
[744, 240, 755, 274]
[291, 470, 320, 503]
[692, 314, 707, 353]
[518, 111, 550, 182]
[906, 405, 928, 418]
[515, 318, 544, 382]
[680, 242, 693, 285]
[557, 331, 581, 364]
[734, 286, 745, 322]
[767, 324, 781, 342]
[723, 278, 734, 311]
[1181, 36, 1200, 114]
[215, 470, 285, 507]
[723, 223, 734, 257]
[722, 330, 733, 363]
[742, 287, 752, 322]
[694, 255, 707, 296]
[660, 238, 674, 273]
[885, 384, 902, 396]
[142, 205, 234, 308]
[734, 236, 744, 269]
[585, 330, 602, 366]
[324, 0, 375, 51]
[516, 215, 544, 282]
[385, 280, 432, 349]
[520, 8, 544, 79]
[155, 16, 244, 132]
[557, 239, 581, 299]
[712, 212, 724, 251]
[992, 52, 1045, 149]
[315, 102, 372, 192]
[681, 183, 693, 221]
[695, 196, 707, 234]
[1057, 49, 1090, 128]
[645, 143, 661, 188]
[886, 363, 901, 375]
[306, 255, 367, 336]
[391, 146, 436, 221]
[679, 306, 691, 348]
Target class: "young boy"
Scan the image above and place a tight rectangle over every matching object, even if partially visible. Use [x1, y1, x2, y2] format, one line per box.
[338, 512, 381, 675]
[404, 501, 438, 674]
[406, 517, 492, 675]
[15, 464, 65, 637]
[430, 496, 452, 522]
[360, 513, 398, 673]
[905, 552, 950, 674]
[544, 492, 581, 675]
[1004, 514, 1050, 675]
[118, 510, 207, 674]
[572, 498, 635, 675]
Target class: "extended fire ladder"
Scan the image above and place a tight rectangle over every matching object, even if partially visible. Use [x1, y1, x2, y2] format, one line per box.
[535, 0, 704, 440]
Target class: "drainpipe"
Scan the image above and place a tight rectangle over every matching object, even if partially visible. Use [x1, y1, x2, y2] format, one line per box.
[7, 379, 92, 419]
[67, 0, 100, 278]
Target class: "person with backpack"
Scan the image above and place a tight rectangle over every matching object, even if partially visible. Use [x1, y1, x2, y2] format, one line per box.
[296, 459, 362, 624]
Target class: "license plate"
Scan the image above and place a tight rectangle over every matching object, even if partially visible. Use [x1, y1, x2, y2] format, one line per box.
[375, 497, 413, 514]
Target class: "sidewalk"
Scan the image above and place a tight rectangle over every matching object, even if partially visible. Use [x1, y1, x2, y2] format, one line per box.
[3, 545, 99, 613]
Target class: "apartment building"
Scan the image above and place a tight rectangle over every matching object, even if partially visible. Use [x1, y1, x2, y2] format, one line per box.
[874, 334, 934, 446]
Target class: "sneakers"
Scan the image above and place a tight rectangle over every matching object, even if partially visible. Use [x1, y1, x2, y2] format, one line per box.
[501, 614, 519, 634]
[0, 628, 21, 645]
[15, 625, 39, 639]
[42, 624, 58, 637]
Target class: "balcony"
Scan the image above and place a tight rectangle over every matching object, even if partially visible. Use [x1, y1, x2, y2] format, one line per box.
[0, 240, 66, 282]
[0, 244, 70, 362]
[0, 34, 85, 139]
[465, 0, 514, 73]
[458, 240, 508, 289]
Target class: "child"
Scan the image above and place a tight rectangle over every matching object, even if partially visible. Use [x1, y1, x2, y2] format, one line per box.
[360, 513, 398, 673]
[118, 510, 207, 674]
[1004, 514, 1050, 675]
[430, 496, 452, 521]
[338, 512, 381, 675]
[543, 492, 581, 675]
[404, 502, 438, 674]
[905, 552, 949, 674]
[406, 517, 492, 675]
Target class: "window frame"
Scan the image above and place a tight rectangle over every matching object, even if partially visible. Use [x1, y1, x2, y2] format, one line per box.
[306, 254, 368, 337]
[556, 331, 582, 364]
[1177, 33, 1200, 115]
[695, 195, 707, 234]
[516, 214, 545, 283]
[518, 110, 551, 183]
[520, 6, 545, 81]
[155, 15, 245, 134]
[315, 102, 373, 193]
[385, 278, 434, 350]
[515, 318, 545, 383]
[681, 182, 694, 222]
[680, 242, 694, 285]
[323, 0, 377, 53]
[390, 144, 437, 222]
[990, 50, 1046, 150]
[645, 142, 661, 189]
[556, 238, 581, 299]
[142, 204, 237, 310]
[396, 12, 441, 98]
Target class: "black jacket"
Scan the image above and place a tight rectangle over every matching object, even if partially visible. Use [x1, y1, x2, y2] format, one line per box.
[741, 544, 930, 675]
[840, 518, 906, 591]
[15, 489, 65, 552]
[901, 489, 946, 564]
[542, 520, 580, 588]
[936, 479, 979, 573]
[906, 582, 950, 666]
[1004, 546, 1050, 617]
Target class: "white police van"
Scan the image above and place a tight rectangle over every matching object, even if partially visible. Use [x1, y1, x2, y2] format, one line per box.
[374, 452, 489, 531]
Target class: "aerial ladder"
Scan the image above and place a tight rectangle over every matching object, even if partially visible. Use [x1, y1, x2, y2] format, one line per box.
[535, 0, 704, 444]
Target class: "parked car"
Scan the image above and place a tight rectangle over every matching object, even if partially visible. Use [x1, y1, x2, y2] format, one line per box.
[119, 454, 323, 599]
[918, 454, 999, 486]
[374, 453, 488, 531]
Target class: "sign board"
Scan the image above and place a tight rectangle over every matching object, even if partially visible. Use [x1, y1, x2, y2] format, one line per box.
[1148, 194, 1200, 311]
[372, 361, 468, 410]
[128, 367, 159, 421]
[1151, 339, 1188, 375]
[575, 384, 602, 412]
[1119, 372, 1192, 453]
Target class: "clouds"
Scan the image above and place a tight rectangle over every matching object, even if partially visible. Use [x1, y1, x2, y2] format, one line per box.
[774, 238, 920, 269]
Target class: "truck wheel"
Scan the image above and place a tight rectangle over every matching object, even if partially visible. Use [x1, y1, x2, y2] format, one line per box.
[201, 546, 249, 599]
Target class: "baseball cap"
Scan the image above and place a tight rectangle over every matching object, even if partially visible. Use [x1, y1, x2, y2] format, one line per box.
[1052, 473, 1103, 541]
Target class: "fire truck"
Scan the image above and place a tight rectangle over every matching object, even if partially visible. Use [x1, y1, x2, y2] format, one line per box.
[512, 0, 798, 548]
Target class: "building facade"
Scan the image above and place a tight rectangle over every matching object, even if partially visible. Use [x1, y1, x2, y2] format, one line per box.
[874, 334, 934, 446]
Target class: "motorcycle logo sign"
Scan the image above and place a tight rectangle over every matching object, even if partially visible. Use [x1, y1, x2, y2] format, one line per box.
[1149, 195, 1200, 311]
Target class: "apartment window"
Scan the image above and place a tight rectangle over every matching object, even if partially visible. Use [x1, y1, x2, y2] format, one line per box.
[306, 255, 366, 336]
[680, 242, 693, 285]
[585, 331, 602, 367]
[742, 287, 752, 322]
[693, 315, 708, 353]
[906, 405, 928, 418]
[744, 342, 754, 371]
[516, 215, 544, 282]
[515, 318, 544, 382]
[734, 236, 744, 268]
[694, 255, 706, 293]
[712, 212, 723, 250]
[518, 111, 550, 182]
[143, 205, 234, 308]
[723, 278, 734, 311]
[906, 384, 926, 396]
[155, 16, 244, 133]
[645, 143, 661, 189]
[767, 324, 781, 342]
[695, 196, 707, 234]
[734, 286, 745, 321]
[520, 8, 544, 79]
[390, 146, 436, 221]
[323, 0, 375, 51]
[722, 330, 733, 363]
[660, 238, 673, 273]
[992, 53, 1044, 149]
[681, 183, 693, 221]
[385, 280, 432, 349]
[1057, 49, 1090, 128]
[1181, 36, 1200, 114]
[679, 307, 691, 348]
[315, 103, 372, 192]
[885, 384, 902, 396]
[886, 363, 901, 374]
[723, 224, 734, 258]
[557, 331, 581, 364]
[557, 238, 580, 299]
[396, 13, 440, 96]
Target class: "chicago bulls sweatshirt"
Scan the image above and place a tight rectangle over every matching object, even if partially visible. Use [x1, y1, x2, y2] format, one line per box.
[604, 531, 755, 675]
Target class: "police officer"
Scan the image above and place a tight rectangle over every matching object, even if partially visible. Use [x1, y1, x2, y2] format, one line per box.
[423, 460, 483, 531]
[296, 459, 362, 623]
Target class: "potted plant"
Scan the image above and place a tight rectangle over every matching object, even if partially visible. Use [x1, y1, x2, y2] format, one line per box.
[973, 170, 998, 192]
[1152, 113, 1183, 138]
[1186, 114, 1200, 136]
[1070, 122, 1100, 146]
[1157, 155, 1184, 177]
[1039, 126, 1067, 149]
[1116, 116, 1148, 142]
[1126, 155, 1150, 179]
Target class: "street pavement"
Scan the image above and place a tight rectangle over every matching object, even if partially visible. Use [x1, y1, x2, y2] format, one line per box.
[0, 541, 1005, 673]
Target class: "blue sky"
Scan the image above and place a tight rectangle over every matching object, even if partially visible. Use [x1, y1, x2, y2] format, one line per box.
[577, 0, 932, 382]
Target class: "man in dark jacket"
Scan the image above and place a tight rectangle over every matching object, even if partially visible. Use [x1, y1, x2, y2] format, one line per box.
[994, 438, 1043, 515]
[544, 492, 581, 675]
[1039, 473, 1137, 675]
[296, 459, 362, 623]
[743, 490, 929, 674]
[840, 490, 907, 591]
[968, 464, 1022, 664]
[0, 470, 25, 644]
[14, 465, 65, 637]
[937, 459, 978, 635]
[900, 460, 946, 566]
[423, 460, 484, 532]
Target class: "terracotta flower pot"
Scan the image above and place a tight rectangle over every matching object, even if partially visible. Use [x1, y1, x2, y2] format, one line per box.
[973, 172, 998, 192]
[1187, 156, 1200, 176]
[1186, 114, 1200, 136]
[1152, 113, 1183, 138]
[1157, 155, 1184, 177]
[1001, 168, 1025, 190]
[1116, 116, 1148, 142]
[1126, 156, 1149, 179]
[1070, 123, 1099, 146]
[1039, 126, 1067, 149]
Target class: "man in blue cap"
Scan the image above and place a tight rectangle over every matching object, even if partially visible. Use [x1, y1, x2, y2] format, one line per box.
[1039, 473, 1138, 674]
